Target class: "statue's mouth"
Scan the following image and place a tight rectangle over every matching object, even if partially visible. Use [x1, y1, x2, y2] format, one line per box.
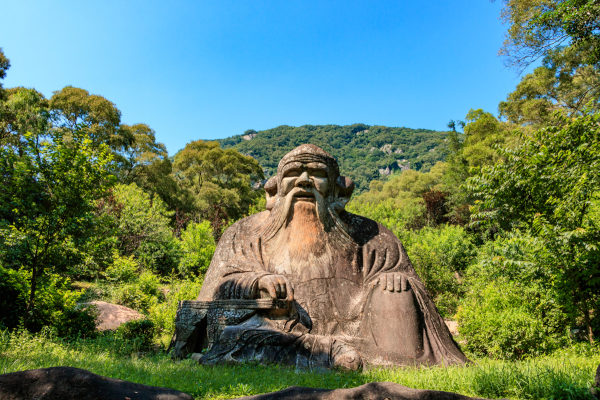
[293, 191, 315, 202]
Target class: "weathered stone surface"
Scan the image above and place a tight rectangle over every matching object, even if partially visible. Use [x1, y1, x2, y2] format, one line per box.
[0, 367, 193, 400]
[84, 300, 143, 331]
[173, 144, 468, 370]
[236, 382, 489, 400]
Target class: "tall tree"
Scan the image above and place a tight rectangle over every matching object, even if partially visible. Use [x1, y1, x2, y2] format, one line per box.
[0, 127, 113, 322]
[501, 0, 600, 68]
[173, 140, 264, 234]
[469, 110, 600, 343]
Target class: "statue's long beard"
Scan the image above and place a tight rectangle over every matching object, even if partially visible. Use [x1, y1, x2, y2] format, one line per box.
[259, 187, 354, 279]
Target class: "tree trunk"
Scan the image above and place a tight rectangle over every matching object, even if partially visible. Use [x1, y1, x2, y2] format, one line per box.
[583, 306, 594, 344]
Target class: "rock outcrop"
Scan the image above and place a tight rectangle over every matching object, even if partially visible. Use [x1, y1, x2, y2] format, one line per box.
[85, 300, 143, 331]
[237, 381, 489, 400]
[0, 367, 193, 400]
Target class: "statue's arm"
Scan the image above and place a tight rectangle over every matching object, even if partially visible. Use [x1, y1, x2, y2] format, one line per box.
[197, 213, 293, 300]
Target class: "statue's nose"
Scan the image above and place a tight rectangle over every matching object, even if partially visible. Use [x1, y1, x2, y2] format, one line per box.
[296, 171, 312, 187]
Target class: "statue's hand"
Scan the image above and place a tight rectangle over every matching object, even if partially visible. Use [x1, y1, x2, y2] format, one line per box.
[257, 274, 294, 300]
[372, 272, 410, 292]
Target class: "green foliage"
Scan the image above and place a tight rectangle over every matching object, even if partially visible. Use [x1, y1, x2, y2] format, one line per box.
[173, 140, 264, 233]
[116, 319, 155, 350]
[402, 225, 476, 317]
[458, 232, 570, 358]
[177, 220, 216, 278]
[219, 124, 449, 192]
[103, 250, 138, 283]
[0, 124, 113, 323]
[147, 279, 204, 343]
[500, 0, 600, 68]
[102, 183, 181, 275]
[0, 265, 96, 337]
[499, 46, 600, 126]
[111, 271, 163, 314]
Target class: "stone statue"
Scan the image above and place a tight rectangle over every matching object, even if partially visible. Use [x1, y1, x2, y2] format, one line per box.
[171, 144, 468, 370]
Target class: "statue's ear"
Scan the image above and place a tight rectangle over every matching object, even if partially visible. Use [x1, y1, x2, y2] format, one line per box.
[264, 177, 278, 210]
[336, 176, 354, 201]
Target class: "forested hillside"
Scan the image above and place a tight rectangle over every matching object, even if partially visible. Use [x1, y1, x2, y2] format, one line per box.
[218, 124, 449, 191]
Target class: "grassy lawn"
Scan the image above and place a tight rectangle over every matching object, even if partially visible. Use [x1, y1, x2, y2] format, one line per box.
[0, 330, 598, 400]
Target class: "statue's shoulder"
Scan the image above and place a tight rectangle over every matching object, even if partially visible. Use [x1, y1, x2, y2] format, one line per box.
[221, 210, 270, 236]
[341, 211, 400, 246]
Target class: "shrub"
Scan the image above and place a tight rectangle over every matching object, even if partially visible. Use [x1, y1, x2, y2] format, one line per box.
[178, 220, 216, 278]
[112, 271, 163, 314]
[103, 250, 138, 282]
[148, 278, 204, 344]
[402, 225, 476, 317]
[116, 319, 155, 350]
[0, 265, 96, 338]
[457, 232, 569, 358]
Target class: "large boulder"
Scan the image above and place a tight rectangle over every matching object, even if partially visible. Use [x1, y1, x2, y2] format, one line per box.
[0, 367, 193, 400]
[85, 300, 143, 331]
[237, 381, 490, 400]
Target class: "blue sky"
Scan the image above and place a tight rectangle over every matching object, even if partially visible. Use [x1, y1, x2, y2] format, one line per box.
[1, 1, 524, 155]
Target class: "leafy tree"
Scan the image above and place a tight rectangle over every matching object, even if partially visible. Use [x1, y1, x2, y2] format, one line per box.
[457, 232, 570, 358]
[469, 110, 600, 343]
[0, 48, 9, 96]
[173, 140, 264, 234]
[500, 0, 600, 68]
[499, 46, 600, 126]
[99, 183, 180, 275]
[177, 220, 216, 278]
[0, 127, 113, 325]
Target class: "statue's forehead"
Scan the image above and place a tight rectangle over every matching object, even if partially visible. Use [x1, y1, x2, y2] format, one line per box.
[282, 161, 328, 171]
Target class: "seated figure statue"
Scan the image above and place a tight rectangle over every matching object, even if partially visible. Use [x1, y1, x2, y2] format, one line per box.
[177, 144, 468, 370]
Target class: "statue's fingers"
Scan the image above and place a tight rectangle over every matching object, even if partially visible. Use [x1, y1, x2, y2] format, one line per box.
[386, 274, 394, 292]
[274, 279, 283, 298]
[395, 274, 402, 292]
[381, 275, 387, 291]
[266, 282, 277, 299]
[401, 276, 408, 291]
[286, 282, 294, 301]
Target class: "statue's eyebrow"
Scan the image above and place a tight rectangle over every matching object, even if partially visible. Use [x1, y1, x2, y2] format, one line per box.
[305, 162, 328, 170]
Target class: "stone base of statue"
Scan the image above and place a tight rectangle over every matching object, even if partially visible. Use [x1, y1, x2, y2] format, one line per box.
[170, 298, 291, 360]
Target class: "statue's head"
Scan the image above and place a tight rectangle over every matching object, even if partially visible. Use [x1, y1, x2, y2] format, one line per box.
[260, 144, 356, 270]
[264, 144, 354, 211]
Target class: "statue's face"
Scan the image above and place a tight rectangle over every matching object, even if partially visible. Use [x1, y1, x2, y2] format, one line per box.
[280, 161, 329, 201]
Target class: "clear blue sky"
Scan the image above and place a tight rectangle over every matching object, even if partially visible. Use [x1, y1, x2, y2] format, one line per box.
[1, 1, 524, 155]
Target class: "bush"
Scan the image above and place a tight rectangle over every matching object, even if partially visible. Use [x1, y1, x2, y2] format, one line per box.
[148, 278, 204, 344]
[402, 225, 476, 317]
[103, 250, 138, 282]
[112, 271, 163, 314]
[116, 319, 155, 350]
[0, 265, 96, 338]
[457, 232, 569, 358]
[178, 220, 216, 278]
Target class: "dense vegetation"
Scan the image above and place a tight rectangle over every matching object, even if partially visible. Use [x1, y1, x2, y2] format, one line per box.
[1, 1, 599, 398]
[219, 124, 448, 191]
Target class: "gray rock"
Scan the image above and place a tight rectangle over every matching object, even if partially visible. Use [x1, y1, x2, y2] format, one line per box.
[0, 366, 193, 400]
[236, 381, 489, 400]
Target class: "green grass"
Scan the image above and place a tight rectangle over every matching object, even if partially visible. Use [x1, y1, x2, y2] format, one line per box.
[0, 330, 598, 400]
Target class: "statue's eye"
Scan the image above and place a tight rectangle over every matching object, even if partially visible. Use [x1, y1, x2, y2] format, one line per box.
[285, 169, 301, 177]
[310, 169, 327, 178]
